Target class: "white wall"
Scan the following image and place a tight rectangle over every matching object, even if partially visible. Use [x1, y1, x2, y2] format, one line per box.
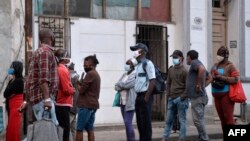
[71, 18, 136, 124]
[190, 0, 212, 105]
[245, 0, 250, 77]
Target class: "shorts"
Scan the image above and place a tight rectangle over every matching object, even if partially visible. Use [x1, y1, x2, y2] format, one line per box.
[76, 107, 96, 132]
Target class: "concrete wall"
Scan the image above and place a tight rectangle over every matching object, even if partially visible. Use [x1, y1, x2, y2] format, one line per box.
[0, 0, 25, 100]
[245, 0, 250, 77]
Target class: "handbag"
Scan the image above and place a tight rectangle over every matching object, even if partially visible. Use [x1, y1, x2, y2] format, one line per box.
[112, 91, 121, 107]
[212, 79, 226, 89]
[27, 111, 63, 141]
[229, 81, 247, 103]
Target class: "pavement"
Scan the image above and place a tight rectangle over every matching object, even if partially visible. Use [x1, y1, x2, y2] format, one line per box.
[0, 122, 223, 141]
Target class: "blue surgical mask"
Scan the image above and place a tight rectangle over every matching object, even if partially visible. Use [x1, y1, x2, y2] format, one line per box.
[8, 68, 14, 75]
[172, 58, 180, 65]
[124, 64, 131, 71]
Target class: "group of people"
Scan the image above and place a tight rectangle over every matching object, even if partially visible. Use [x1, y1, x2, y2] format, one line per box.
[115, 43, 239, 141]
[3, 28, 101, 141]
[3, 27, 239, 141]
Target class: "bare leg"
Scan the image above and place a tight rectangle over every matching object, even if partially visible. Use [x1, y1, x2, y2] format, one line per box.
[75, 131, 83, 141]
[87, 130, 94, 141]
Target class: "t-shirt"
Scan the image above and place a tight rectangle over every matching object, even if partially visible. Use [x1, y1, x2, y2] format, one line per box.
[186, 59, 207, 98]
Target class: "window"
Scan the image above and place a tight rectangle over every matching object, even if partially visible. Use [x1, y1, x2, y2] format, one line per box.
[212, 0, 221, 8]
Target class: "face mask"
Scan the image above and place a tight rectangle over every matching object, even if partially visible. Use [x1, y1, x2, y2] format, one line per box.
[132, 50, 141, 58]
[124, 64, 131, 71]
[84, 67, 92, 73]
[8, 68, 14, 75]
[172, 58, 180, 65]
[217, 55, 224, 62]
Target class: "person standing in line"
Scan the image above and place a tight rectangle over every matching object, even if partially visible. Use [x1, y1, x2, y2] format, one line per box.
[4, 61, 24, 141]
[210, 46, 239, 134]
[67, 62, 80, 141]
[162, 50, 189, 141]
[186, 50, 212, 141]
[130, 43, 156, 141]
[54, 49, 75, 141]
[22, 28, 59, 125]
[75, 55, 101, 141]
[115, 58, 138, 141]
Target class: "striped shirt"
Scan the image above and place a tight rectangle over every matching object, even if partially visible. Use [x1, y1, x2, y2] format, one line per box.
[25, 44, 58, 104]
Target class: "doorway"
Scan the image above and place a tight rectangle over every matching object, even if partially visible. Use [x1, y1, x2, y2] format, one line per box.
[212, 0, 227, 121]
[136, 24, 168, 121]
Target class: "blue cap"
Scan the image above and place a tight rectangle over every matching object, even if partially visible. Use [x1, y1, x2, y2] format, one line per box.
[130, 43, 148, 53]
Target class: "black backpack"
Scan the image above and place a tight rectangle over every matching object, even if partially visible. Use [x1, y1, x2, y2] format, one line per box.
[142, 61, 167, 95]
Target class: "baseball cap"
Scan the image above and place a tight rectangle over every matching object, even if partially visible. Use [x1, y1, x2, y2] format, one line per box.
[130, 43, 148, 53]
[170, 50, 183, 58]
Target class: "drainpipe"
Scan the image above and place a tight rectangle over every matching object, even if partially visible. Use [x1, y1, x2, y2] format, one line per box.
[64, 0, 71, 56]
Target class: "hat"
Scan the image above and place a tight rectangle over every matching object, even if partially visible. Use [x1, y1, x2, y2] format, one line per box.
[170, 50, 183, 57]
[130, 43, 148, 53]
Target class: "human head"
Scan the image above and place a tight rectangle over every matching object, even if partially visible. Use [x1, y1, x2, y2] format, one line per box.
[83, 54, 99, 73]
[130, 43, 148, 59]
[8, 61, 23, 78]
[186, 50, 199, 65]
[170, 50, 184, 65]
[39, 28, 55, 47]
[124, 58, 138, 71]
[217, 46, 229, 62]
[54, 49, 70, 64]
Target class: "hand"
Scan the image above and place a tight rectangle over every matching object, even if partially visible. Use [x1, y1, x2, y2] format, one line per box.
[144, 95, 149, 103]
[18, 101, 27, 112]
[180, 96, 186, 101]
[44, 101, 52, 110]
[196, 85, 202, 94]
[214, 74, 222, 80]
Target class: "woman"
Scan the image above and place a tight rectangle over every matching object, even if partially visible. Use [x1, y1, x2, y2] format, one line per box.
[54, 49, 75, 141]
[115, 58, 137, 141]
[210, 46, 239, 134]
[4, 61, 24, 141]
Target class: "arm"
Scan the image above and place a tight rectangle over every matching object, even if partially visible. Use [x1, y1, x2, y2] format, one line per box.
[144, 79, 156, 102]
[117, 72, 136, 89]
[166, 69, 171, 97]
[78, 72, 94, 95]
[205, 71, 213, 87]
[196, 65, 206, 92]
[144, 61, 156, 102]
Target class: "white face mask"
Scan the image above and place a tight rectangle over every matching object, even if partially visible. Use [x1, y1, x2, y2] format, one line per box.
[217, 55, 224, 62]
[124, 64, 131, 71]
[132, 50, 141, 58]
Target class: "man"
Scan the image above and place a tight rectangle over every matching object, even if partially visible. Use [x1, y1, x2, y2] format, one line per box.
[23, 28, 58, 125]
[186, 50, 212, 141]
[54, 49, 75, 141]
[130, 43, 156, 141]
[75, 55, 101, 141]
[162, 50, 188, 141]
[67, 62, 80, 141]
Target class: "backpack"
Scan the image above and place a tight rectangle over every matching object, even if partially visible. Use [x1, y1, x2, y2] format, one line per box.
[142, 61, 166, 94]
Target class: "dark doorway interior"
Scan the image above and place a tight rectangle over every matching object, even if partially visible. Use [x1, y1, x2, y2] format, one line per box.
[136, 24, 168, 121]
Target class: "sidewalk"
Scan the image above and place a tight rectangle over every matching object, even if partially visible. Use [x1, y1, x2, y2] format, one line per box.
[93, 122, 223, 141]
[0, 122, 223, 141]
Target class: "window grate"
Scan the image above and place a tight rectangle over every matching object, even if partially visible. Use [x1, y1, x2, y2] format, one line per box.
[38, 16, 65, 51]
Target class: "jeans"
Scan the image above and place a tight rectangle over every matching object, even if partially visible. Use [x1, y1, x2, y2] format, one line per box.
[32, 100, 59, 125]
[76, 107, 96, 132]
[120, 105, 135, 141]
[162, 97, 189, 140]
[135, 93, 153, 141]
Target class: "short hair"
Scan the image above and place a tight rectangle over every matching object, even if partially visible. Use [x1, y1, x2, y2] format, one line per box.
[84, 54, 99, 66]
[187, 50, 199, 60]
[39, 28, 54, 40]
[54, 49, 69, 62]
